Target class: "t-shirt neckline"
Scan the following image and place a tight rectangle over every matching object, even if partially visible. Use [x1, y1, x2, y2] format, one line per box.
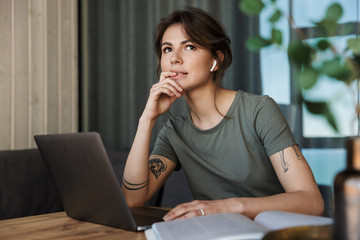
[188, 90, 242, 134]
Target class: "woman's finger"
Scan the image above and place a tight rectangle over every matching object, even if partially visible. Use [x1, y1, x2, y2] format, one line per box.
[152, 82, 182, 98]
[159, 72, 184, 92]
[163, 200, 206, 221]
[159, 71, 177, 82]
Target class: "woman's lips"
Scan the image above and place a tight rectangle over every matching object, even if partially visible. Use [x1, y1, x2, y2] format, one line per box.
[171, 72, 188, 80]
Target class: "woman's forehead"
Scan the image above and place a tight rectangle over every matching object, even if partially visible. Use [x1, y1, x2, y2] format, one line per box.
[161, 24, 189, 43]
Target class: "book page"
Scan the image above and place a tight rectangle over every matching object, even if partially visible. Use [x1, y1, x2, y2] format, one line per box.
[254, 211, 333, 231]
[151, 213, 269, 240]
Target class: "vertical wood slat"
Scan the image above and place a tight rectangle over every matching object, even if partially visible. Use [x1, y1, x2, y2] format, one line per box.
[30, 0, 45, 148]
[0, 0, 12, 150]
[11, 0, 15, 148]
[13, 0, 29, 149]
[47, 0, 59, 134]
[27, 0, 32, 147]
[43, 0, 48, 136]
[57, 0, 62, 133]
[0, 0, 78, 150]
[71, 0, 78, 133]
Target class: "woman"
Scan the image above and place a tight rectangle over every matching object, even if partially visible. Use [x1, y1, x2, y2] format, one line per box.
[122, 7, 324, 221]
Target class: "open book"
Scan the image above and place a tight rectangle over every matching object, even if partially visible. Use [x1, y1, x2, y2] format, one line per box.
[145, 211, 333, 240]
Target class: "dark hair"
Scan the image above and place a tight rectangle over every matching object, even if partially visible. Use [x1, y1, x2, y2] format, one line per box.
[154, 7, 232, 86]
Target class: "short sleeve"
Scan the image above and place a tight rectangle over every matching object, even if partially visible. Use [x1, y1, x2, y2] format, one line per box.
[151, 120, 180, 166]
[254, 96, 297, 156]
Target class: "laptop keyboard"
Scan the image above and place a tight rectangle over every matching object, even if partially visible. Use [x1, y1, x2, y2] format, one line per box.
[130, 207, 168, 226]
[132, 213, 164, 226]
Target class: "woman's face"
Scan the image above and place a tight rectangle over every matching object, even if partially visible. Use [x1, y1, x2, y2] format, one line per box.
[160, 24, 216, 92]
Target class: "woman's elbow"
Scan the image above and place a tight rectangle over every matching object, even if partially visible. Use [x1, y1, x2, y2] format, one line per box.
[122, 188, 147, 207]
[310, 191, 325, 216]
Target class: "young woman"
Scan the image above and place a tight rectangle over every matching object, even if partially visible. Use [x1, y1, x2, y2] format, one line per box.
[121, 7, 324, 221]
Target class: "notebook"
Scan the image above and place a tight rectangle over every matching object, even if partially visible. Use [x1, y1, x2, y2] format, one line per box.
[34, 132, 168, 231]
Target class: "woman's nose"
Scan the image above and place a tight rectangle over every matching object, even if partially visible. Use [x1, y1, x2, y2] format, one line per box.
[170, 49, 183, 64]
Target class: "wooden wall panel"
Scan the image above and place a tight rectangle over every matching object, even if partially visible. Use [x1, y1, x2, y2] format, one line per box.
[0, 0, 12, 150]
[13, 0, 29, 149]
[30, 0, 45, 145]
[47, 0, 59, 134]
[0, 0, 78, 150]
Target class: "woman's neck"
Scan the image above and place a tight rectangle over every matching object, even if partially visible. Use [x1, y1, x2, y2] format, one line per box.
[184, 86, 236, 130]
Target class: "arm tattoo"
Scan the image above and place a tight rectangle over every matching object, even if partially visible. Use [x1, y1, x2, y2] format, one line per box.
[149, 156, 167, 179]
[292, 145, 303, 160]
[122, 178, 149, 191]
[279, 150, 289, 173]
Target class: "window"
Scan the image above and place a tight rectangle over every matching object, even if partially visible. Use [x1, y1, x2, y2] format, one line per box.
[260, 0, 290, 105]
[260, 0, 359, 146]
[293, 0, 359, 138]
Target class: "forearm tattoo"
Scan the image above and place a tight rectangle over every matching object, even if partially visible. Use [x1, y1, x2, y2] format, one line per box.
[122, 177, 149, 191]
[279, 150, 289, 173]
[292, 145, 303, 160]
[149, 156, 167, 179]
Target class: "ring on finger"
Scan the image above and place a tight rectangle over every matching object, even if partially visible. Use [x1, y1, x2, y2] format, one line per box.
[199, 208, 205, 216]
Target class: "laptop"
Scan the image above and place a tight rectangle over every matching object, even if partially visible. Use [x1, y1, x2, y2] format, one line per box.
[34, 132, 168, 231]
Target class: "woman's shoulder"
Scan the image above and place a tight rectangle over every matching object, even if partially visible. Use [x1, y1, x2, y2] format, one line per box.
[162, 114, 189, 129]
[235, 90, 275, 108]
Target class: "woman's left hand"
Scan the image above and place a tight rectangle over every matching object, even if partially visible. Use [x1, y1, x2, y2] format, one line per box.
[163, 199, 241, 221]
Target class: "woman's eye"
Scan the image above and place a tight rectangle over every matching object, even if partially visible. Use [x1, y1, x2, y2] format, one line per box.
[185, 45, 196, 51]
[163, 47, 172, 53]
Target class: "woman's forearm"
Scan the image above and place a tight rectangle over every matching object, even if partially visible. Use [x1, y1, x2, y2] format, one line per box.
[163, 189, 324, 221]
[122, 115, 157, 206]
[233, 190, 324, 219]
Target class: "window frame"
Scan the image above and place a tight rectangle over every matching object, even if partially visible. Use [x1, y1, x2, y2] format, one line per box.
[289, 0, 359, 148]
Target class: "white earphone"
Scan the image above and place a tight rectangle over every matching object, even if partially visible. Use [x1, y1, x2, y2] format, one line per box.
[210, 60, 217, 72]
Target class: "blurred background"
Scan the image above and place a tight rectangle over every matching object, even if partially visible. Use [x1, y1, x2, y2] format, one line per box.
[1, 0, 358, 188]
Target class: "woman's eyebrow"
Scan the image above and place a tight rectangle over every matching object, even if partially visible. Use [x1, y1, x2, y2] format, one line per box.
[161, 39, 193, 47]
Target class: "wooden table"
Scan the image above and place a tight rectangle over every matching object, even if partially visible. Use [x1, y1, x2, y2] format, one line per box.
[0, 212, 147, 240]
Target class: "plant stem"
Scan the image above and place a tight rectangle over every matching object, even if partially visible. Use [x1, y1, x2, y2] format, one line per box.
[287, 14, 307, 41]
[357, 78, 360, 136]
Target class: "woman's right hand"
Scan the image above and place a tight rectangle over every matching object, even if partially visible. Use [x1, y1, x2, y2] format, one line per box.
[142, 72, 184, 120]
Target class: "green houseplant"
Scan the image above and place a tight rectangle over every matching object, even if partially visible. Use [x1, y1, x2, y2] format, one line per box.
[239, 0, 360, 135]
[239, 1, 360, 238]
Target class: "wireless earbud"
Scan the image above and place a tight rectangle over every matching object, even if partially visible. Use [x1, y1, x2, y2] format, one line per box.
[210, 60, 217, 72]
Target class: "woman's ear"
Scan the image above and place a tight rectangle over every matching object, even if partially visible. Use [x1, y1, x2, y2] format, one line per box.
[214, 50, 224, 71]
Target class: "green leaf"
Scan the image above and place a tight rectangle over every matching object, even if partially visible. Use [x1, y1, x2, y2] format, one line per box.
[354, 55, 360, 70]
[322, 58, 352, 81]
[298, 67, 318, 89]
[348, 38, 360, 55]
[246, 36, 271, 51]
[304, 100, 327, 115]
[239, 0, 265, 16]
[303, 100, 338, 132]
[315, 19, 338, 36]
[269, 9, 282, 24]
[325, 3, 343, 23]
[288, 41, 312, 66]
[324, 108, 339, 133]
[316, 39, 330, 51]
[271, 28, 282, 45]
[345, 58, 360, 84]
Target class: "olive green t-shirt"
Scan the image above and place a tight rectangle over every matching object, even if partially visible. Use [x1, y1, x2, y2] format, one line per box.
[151, 90, 297, 200]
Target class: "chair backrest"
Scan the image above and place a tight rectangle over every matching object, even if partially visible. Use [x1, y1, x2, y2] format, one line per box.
[0, 149, 164, 220]
[318, 184, 334, 218]
[0, 149, 63, 220]
[278, 104, 297, 133]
